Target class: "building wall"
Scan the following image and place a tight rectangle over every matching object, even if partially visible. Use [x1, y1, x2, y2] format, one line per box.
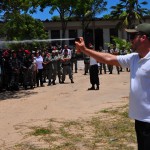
[44, 18, 150, 49]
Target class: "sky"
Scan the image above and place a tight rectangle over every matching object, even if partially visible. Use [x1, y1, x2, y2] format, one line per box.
[31, 0, 150, 21]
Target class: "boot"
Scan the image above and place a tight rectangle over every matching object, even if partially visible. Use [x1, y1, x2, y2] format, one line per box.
[47, 81, 51, 86]
[88, 85, 95, 90]
[95, 85, 99, 90]
[53, 80, 56, 85]
[71, 79, 74, 83]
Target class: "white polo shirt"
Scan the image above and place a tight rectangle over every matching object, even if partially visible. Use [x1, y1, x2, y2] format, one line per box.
[90, 57, 98, 66]
[117, 52, 150, 122]
[36, 55, 43, 69]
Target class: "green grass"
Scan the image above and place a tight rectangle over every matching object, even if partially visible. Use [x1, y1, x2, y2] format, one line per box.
[13, 104, 136, 150]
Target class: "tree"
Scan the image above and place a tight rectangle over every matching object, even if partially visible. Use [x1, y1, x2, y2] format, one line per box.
[109, 0, 150, 29]
[0, 14, 48, 49]
[3, 14, 48, 40]
[33, 0, 76, 46]
[0, 0, 31, 21]
[0, 0, 48, 49]
[74, 0, 107, 45]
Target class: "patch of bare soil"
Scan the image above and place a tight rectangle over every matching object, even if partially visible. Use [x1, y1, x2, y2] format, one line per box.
[0, 61, 130, 149]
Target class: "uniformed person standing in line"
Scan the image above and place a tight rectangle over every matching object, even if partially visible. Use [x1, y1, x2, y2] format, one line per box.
[31, 51, 37, 88]
[44, 52, 53, 86]
[71, 48, 78, 73]
[22, 50, 34, 90]
[110, 44, 120, 74]
[99, 46, 107, 74]
[61, 49, 74, 83]
[3, 50, 12, 90]
[106, 46, 113, 74]
[51, 50, 58, 85]
[17, 48, 24, 86]
[119, 46, 127, 72]
[42, 51, 47, 83]
[10, 50, 21, 90]
[0, 50, 5, 92]
[55, 50, 63, 84]
[83, 54, 90, 75]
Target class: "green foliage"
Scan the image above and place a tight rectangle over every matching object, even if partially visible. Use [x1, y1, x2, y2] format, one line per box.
[1, 14, 48, 41]
[109, 0, 149, 28]
[32, 127, 53, 136]
[74, 0, 107, 37]
[0, 12, 48, 49]
[0, 0, 32, 19]
[105, 36, 131, 53]
[51, 16, 60, 21]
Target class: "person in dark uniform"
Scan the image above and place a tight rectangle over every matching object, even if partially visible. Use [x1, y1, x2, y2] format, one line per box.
[9, 50, 21, 91]
[22, 50, 34, 90]
[3, 50, 12, 90]
[0, 50, 6, 91]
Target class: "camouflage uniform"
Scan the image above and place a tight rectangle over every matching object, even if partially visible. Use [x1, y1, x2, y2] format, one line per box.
[83, 54, 90, 75]
[61, 50, 74, 83]
[22, 51, 34, 90]
[3, 52, 12, 90]
[9, 52, 21, 90]
[44, 53, 53, 85]
[55, 50, 63, 83]
[71, 49, 78, 73]
[51, 51, 58, 85]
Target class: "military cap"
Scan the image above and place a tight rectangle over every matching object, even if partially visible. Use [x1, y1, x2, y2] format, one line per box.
[125, 23, 150, 35]
[24, 50, 30, 54]
[3, 50, 9, 56]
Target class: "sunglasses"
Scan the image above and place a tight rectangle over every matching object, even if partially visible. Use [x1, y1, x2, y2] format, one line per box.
[129, 32, 141, 40]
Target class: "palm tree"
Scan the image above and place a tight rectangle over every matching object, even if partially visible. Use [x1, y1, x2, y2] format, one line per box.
[110, 0, 149, 29]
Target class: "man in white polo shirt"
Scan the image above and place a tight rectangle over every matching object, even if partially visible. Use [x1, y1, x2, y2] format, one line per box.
[75, 23, 150, 150]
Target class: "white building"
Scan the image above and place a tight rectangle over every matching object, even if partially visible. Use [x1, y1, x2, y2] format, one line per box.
[43, 17, 150, 49]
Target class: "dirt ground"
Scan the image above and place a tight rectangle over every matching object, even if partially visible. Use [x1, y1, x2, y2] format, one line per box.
[0, 60, 130, 149]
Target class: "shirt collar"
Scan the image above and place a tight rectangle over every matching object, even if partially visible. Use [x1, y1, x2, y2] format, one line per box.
[143, 51, 150, 59]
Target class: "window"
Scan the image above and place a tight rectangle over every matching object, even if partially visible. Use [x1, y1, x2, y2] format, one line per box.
[51, 30, 60, 45]
[69, 30, 77, 45]
[51, 30, 60, 39]
[109, 28, 118, 44]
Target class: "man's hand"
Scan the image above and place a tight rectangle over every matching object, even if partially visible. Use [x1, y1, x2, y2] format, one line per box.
[75, 37, 86, 53]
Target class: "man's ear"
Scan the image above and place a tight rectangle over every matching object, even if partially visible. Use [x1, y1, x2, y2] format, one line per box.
[146, 35, 150, 40]
[141, 35, 147, 42]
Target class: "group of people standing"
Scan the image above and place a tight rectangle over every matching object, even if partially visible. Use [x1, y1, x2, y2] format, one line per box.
[82, 42, 130, 91]
[83, 43, 130, 76]
[0, 45, 78, 92]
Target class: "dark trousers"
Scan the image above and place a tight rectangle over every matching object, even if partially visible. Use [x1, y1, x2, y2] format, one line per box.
[36, 69, 43, 86]
[89, 64, 99, 86]
[135, 120, 150, 150]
